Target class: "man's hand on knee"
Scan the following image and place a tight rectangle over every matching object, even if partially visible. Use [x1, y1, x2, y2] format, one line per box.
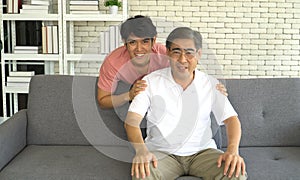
[132, 150, 158, 179]
[217, 151, 246, 178]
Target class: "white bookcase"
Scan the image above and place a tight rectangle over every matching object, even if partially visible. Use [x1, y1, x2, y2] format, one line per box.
[0, 0, 63, 117]
[62, 0, 128, 75]
[1, 0, 128, 117]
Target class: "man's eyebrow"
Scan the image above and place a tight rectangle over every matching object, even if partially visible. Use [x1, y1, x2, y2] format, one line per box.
[170, 47, 195, 51]
[170, 47, 181, 51]
[126, 39, 135, 42]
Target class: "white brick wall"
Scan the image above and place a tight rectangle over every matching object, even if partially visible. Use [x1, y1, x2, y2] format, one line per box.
[73, 0, 300, 78]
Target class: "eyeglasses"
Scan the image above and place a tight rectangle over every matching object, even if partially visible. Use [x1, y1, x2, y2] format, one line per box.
[169, 48, 197, 59]
[126, 38, 153, 47]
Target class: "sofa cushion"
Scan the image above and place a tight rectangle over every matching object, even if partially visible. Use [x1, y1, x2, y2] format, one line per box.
[27, 75, 130, 146]
[223, 78, 300, 147]
[240, 147, 300, 179]
[0, 145, 132, 180]
[27, 75, 90, 145]
[0, 145, 204, 180]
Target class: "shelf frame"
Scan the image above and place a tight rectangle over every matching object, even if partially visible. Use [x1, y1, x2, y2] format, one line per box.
[0, 0, 63, 117]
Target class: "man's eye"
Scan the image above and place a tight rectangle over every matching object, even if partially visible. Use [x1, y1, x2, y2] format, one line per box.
[128, 41, 136, 45]
[173, 50, 181, 54]
[143, 39, 150, 43]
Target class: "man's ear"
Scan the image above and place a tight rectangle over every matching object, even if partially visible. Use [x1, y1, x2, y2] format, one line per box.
[122, 39, 127, 47]
[152, 36, 157, 44]
[197, 49, 202, 59]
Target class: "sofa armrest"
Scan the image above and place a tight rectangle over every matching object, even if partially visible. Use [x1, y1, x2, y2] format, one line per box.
[0, 109, 27, 171]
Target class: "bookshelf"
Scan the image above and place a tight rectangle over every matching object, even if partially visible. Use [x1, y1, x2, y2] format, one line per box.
[1, 0, 128, 117]
[62, 0, 128, 75]
[1, 0, 63, 117]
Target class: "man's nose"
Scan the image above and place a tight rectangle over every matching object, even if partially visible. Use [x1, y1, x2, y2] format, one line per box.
[136, 42, 142, 51]
[178, 53, 188, 63]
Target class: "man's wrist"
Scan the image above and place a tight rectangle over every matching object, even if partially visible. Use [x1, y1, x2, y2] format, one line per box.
[226, 144, 239, 154]
[135, 145, 148, 154]
[124, 92, 131, 102]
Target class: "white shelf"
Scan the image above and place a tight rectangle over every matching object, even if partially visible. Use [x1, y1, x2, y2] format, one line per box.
[64, 14, 124, 21]
[1, 0, 128, 117]
[2, 14, 60, 21]
[66, 54, 107, 62]
[0, 117, 9, 125]
[5, 86, 29, 94]
[1, 1, 63, 117]
[4, 54, 60, 61]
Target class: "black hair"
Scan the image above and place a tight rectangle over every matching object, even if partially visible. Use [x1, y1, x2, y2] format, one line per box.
[120, 15, 157, 41]
[166, 27, 202, 50]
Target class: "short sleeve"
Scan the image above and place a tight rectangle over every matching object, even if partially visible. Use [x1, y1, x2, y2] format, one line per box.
[98, 58, 119, 93]
[210, 77, 238, 125]
[128, 77, 151, 117]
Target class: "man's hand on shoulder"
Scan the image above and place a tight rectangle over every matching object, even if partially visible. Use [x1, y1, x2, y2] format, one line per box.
[129, 80, 147, 100]
[216, 83, 228, 96]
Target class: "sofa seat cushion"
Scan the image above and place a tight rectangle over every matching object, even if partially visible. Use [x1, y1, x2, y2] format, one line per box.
[0, 145, 132, 180]
[240, 147, 300, 180]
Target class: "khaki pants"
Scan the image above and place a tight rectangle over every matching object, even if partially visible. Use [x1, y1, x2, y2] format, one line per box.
[132, 148, 247, 180]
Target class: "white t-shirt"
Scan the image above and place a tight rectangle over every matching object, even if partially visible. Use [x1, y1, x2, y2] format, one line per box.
[128, 67, 237, 156]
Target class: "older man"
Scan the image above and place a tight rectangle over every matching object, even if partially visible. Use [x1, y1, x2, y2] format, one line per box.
[124, 27, 247, 180]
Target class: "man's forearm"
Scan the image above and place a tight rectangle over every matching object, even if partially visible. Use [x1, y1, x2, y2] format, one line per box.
[98, 92, 130, 109]
[124, 123, 148, 153]
[224, 116, 242, 154]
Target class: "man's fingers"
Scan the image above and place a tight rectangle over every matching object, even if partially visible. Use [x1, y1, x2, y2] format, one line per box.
[139, 163, 146, 179]
[131, 163, 134, 176]
[152, 154, 158, 168]
[144, 162, 150, 177]
[228, 158, 237, 178]
[223, 158, 232, 176]
[134, 163, 140, 178]
[242, 161, 246, 175]
[235, 161, 242, 177]
[217, 155, 223, 168]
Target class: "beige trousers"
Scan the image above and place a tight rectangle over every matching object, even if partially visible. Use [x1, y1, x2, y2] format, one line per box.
[132, 148, 247, 180]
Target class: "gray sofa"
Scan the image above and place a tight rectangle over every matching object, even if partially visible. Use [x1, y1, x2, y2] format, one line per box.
[0, 75, 299, 180]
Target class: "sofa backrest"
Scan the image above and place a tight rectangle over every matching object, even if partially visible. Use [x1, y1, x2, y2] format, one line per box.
[27, 76, 300, 147]
[27, 75, 129, 146]
[222, 78, 300, 147]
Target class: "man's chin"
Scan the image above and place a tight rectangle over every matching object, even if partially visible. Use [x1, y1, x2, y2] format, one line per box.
[132, 56, 150, 64]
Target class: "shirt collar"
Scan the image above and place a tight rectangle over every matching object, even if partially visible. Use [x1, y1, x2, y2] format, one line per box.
[165, 67, 200, 92]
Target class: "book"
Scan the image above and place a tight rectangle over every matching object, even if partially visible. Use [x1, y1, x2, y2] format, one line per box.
[46, 25, 53, 54]
[7, 0, 21, 13]
[104, 31, 109, 53]
[7, 0, 13, 13]
[7, 76, 32, 83]
[115, 25, 121, 47]
[70, 10, 100, 14]
[16, 21, 42, 46]
[22, 4, 49, 10]
[109, 26, 116, 52]
[20, 9, 49, 14]
[99, 32, 105, 54]
[42, 26, 48, 53]
[70, 1, 99, 5]
[14, 46, 42, 53]
[6, 82, 30, 87]
[52, 25, 58, 54]
[14, 50, 41, 54]
[9, 71, 35, 76]
[14, 46, 41, 50]
[31, 0, 50, 6]
[69, 5, 98, 11]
